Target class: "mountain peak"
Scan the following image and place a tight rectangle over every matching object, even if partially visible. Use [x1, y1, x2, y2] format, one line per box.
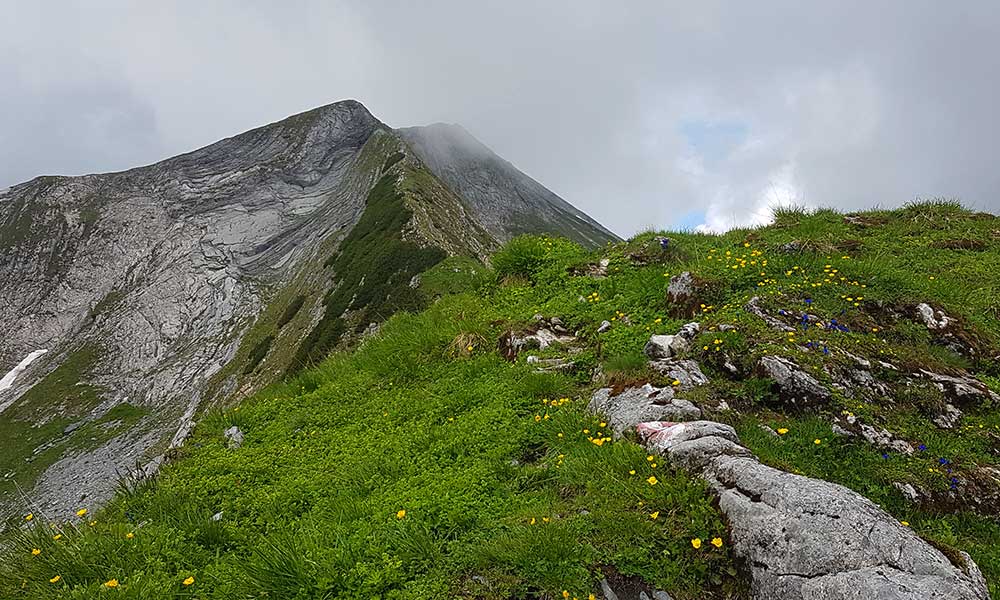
[399, 124, 619, 247]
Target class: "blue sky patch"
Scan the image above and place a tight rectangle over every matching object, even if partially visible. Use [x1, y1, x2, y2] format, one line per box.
[678, 118, 749, 167]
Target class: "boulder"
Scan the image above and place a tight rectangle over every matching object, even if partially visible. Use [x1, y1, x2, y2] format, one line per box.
[643, 323, 699, 359]
[666, 272, 707, 317]
[223, 426, 244, 450]
[498, 323, 577, 361]
[643, 334, 687, 359]
[832, 414, 914, 455]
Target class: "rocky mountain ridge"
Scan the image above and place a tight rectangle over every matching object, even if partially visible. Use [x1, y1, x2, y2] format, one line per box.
[0, 100, 618, 521]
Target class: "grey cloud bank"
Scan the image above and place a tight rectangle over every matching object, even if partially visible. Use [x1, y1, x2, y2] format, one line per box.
[1, 1, 998, 236]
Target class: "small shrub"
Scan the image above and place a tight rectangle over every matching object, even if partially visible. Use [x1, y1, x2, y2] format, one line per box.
[515, 371, 574, 399]
[492, 235, 550, 280]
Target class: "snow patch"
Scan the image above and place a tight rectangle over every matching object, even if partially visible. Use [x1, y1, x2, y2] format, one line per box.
[0, 349, 48, 394]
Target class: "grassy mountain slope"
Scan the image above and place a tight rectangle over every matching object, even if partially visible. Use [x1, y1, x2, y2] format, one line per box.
[4, 201, 999, 599]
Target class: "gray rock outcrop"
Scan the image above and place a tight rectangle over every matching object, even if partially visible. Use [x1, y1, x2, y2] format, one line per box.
[648, 358, 709, 389]
[920, 370, 1000, 406]
[757, 355, 831, 407]
[636, 420, 991, 600]
[643, 323, 700, 359]
[916, 303, 955, 330]
[588, 384, 701, 436]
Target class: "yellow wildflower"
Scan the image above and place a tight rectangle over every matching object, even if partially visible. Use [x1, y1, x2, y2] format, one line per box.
[777, 428, 789, 435]
[50, 576, 61, 584]
[24, 513, 33, 522]
[32, 549, 41, 556]
[52, 534, 61, 541]
[647, 476, 658, 485]
[711, 537, 723, 548]
[691, 538, 702, 549]
[76, 508, 87, 517]
[900, 521, 909, 526]
[814, 439, 821, 445]
[629, 470, 636, 475]
[126, 532, 134, 539]
[396, 510, 406, 519]
[104, 579, 119, 588]
[183, 576, 195, 586]
[649, 511, 659, 520]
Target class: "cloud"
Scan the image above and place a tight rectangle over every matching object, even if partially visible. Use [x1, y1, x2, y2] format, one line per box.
[1, 0, 998, 236]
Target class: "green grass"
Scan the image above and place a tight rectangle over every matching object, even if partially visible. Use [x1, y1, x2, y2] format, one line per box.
[2, 295, 731, 599]
[4, 201, 1000, 597]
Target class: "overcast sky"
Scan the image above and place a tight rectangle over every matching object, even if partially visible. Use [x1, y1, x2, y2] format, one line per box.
[2, 1, 998, 236]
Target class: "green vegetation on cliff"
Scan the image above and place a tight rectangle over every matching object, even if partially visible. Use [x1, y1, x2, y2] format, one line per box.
[290, 172, 447, 371]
